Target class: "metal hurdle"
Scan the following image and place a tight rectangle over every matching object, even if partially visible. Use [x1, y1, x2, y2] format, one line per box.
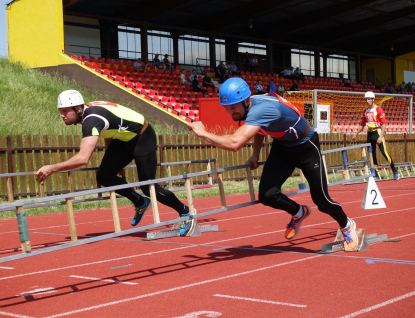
[299, 143, 372, 188]
[0, 158, 378, 264]
[1, 159, 218, 203]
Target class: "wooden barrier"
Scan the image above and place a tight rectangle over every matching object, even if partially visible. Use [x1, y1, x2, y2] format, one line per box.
[3, 133, 414, 199]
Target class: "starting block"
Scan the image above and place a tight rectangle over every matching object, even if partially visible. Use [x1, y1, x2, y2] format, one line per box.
[145, 220, 220, 240]
[319, 228, 388, 253]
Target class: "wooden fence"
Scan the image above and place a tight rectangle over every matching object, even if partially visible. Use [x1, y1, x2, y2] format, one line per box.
[1, 133, 414, 199]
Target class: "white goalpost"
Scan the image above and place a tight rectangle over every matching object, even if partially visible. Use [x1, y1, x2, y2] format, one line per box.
[285, 90, 414, 134]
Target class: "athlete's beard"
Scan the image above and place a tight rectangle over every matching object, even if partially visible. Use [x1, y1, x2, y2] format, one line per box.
[231, 112, 244, 121]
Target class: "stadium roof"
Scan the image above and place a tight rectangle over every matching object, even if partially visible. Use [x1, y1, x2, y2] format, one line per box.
[63, 0, 415, 58]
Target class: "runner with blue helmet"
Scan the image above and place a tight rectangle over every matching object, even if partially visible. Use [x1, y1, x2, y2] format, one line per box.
[188, 77, 360, 251]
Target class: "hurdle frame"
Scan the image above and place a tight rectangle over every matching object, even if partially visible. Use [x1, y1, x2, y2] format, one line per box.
[0, 143, 379, 263]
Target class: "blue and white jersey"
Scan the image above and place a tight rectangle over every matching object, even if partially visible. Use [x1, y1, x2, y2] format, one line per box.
[245, 93, 314, 146]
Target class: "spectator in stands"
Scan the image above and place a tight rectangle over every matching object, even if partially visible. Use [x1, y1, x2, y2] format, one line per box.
[396, 81, 405, 93]
[188, 78, 361, 252]
[352, 91, 400, 180]
[384, 83, 395, 94]
[289, 81, 300, 91]
[404, 81, 413, 93]
[153, 54, 162, 68]
[228, 60, 240, 75]
[163, 54, 174, 72]
[281, 67, 295, 79]
[203, 73, 216, 91]
[254, 79, 266, 94]
[192, 76, 207, 97]
[268, 78, 276, 93]
[250, 55, 259, 72]
[180, 69, 191, 86]
[133, 58, 146, 74]
[224, 61, 231, 77]
[294, 67, 304, 81]
[243, 52, 251, 72]
[189, 69, 197, 82]
[343, 80, 353, 88]
[36, 90, 196, 236]
[216, 61, 227, 84]
[277, 82, 285, 96]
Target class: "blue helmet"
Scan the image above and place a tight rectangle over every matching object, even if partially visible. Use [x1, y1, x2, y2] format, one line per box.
[219, 78, 251, 106]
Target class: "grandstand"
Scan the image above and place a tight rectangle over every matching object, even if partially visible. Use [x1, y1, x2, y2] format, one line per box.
[68, 52, 415, 132]
[5, 0, 415, 132]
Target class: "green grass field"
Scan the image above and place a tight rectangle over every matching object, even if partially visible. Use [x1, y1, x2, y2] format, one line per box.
[0, 58, 287, 218]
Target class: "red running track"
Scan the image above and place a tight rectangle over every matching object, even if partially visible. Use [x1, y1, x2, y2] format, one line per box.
[0, 178, 414, 318]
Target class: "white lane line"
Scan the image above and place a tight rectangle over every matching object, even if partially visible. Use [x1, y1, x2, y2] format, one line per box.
[0, 188, 411, 236]
[69, 275, 138, 285]
[338, 290, 415, 318]
[0, 266, 14, 269]
[42, 255, 321, 318]
[0, 311, 35, 318]
[1, 206, 414, 282]
[213, 294, 307, 308]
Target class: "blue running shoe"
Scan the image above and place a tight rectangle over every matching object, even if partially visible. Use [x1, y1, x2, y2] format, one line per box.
[179, 209, 197, 237]
[131, 197, 151, 226]
[393, 172, 400, 180]
[285, 205, 311, 239]
[340, 218, 358, 252]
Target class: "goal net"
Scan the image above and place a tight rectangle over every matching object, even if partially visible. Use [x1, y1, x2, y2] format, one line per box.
[284, 90, 414, 134]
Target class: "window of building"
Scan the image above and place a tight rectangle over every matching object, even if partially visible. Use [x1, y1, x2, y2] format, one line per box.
[322, 54, 349, 79]
[178, 35, 210, 66]
[238, 42, 266, 55]
[118, 27, 141, 60]
[148, 29, 173, 63]
[291, 49, 315, 76]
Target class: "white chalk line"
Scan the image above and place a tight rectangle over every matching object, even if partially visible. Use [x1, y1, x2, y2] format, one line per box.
[213, 293, 307, 308]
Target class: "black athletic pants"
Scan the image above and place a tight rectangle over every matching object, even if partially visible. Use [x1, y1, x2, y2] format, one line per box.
[367, 130, 397, 173]
[96, 124, 187, 214]
[258, 132, 348, 228]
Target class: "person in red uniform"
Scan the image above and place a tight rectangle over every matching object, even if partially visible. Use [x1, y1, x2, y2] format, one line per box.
[352, 91, 399, 180]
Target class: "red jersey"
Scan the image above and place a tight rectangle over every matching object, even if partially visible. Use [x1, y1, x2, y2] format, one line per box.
[360, 106, 387, 130]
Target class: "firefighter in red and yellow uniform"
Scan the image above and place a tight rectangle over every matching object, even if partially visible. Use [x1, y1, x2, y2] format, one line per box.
[352, 91, 399, 180]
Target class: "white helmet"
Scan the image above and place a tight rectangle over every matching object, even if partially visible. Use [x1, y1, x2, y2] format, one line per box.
[364, 91, 375, 99]
[57, 90, 84, 108]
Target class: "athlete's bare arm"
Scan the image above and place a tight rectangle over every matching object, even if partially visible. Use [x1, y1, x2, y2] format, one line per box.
[188, 121, 261, 152]
[36, 136, 99, 183]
